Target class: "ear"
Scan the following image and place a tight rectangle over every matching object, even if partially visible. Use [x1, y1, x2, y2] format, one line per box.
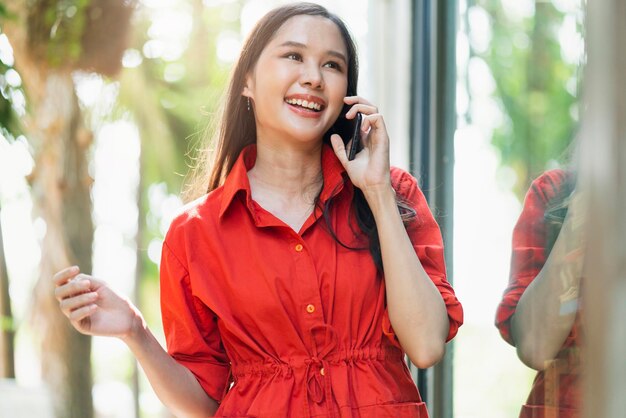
[242, 72, 254, 99]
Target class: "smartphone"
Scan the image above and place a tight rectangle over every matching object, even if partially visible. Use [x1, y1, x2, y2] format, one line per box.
[348, 112, 362, 161]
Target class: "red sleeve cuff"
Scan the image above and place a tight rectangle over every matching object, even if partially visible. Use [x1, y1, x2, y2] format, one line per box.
[173, 355, 231, 402]
[382, 301, 462, 349]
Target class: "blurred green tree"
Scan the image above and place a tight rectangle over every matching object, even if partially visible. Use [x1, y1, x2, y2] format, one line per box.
[471, 0, 583, 199]
[117, 0, 240, 326]
[0, 1, 134, 417]
[0, 2, 19, 381]
[99, 0, 242, 414]
[1, 0, 242, 415]
[0, 200, 15, 379]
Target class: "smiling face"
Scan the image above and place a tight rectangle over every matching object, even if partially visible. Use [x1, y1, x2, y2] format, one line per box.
[243, 15, 349, 148]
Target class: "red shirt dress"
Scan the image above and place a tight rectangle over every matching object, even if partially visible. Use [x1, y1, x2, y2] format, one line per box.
[495, 169, 580, 418]
[160, 144, 463, 418]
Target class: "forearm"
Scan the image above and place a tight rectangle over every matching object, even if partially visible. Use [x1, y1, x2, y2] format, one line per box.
[122, 318, 219, 418]
[511, 220, 582, 370]
[365, 186, 449, 368]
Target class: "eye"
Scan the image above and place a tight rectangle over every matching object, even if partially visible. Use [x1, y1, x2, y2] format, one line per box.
[283, 52, 302, 61]
[323, 61, 343, 71]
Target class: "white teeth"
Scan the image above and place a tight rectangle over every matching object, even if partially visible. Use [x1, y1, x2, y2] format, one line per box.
[286, 98, 322, 111]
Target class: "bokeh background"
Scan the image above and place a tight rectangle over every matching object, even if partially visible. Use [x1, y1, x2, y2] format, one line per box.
[0, 0, 584, 417]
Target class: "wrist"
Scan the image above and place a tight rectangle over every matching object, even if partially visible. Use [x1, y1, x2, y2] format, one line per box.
[120, 310, 148, 346]
[362, 184, 396, 214]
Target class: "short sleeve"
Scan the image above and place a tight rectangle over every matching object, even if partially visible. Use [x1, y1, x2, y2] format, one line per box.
[494, 170, 567, 345]
[382, 168, 464, 345]
[160, 239, 231, 402]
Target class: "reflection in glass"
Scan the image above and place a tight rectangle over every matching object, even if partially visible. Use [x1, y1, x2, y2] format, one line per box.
[496, 168, 585, 417]
[453, 0, 585, 416]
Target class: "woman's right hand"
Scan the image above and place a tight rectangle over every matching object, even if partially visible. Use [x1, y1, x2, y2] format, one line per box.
[53, 266, 145, 340]
[55, 266, 219, 417]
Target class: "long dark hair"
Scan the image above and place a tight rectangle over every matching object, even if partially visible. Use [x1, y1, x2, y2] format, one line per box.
[185, 2, 414, 272]
[185, 3, 358, 196]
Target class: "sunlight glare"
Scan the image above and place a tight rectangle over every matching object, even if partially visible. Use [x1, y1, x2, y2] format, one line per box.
[122, 49, 143, 68]
[467, 6, 492, 54]
[0, 34, 14, 66]
[216, 31, 242, 64]
[558, 14, 584, 65]
[501, 0, 535, 22]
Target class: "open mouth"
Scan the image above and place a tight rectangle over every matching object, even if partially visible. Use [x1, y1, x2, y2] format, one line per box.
[285, 98, 325, 112]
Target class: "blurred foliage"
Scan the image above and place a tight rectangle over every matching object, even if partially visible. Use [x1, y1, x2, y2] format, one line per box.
[0, 16, 23, 141]
[0, 0, 243, 414]
[118, 0, 239, 192]
[0, 0, 133, 137]
[114, 0, 243, 326]
[25, 0, 133, 75]
[26, 0, 90, 66]
[0, 64, 22, 140]
[1, 0, 243, 353]
[471, 0, 584, 199]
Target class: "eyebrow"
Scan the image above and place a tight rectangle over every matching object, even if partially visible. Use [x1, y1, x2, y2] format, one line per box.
[277, 41, 347, 64]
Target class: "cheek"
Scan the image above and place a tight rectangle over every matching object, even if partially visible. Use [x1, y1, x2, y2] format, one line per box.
[329, 75, 348, 100]
[328, 80, 349, 117]
[328, 103, 344, 124]
[255, 68, 291, 105]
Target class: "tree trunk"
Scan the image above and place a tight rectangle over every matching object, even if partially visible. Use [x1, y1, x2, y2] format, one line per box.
[0, 202, 16, 379]
[2, 18, 96, 413]
[28, 71, 95, 418]
[3, 1, 133, 415]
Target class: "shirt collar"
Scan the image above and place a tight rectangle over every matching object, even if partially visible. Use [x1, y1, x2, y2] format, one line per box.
[218, 143, 347, 219]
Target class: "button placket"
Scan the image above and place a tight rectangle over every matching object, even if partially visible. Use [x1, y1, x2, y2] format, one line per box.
[291, 236, 325, 364]
[297, 244, 319, 319]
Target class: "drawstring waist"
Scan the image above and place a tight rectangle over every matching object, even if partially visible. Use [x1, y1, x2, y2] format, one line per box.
[230, 345, 402, 379]
[230, 345, 403, 418]
[229, 325, 404, 418]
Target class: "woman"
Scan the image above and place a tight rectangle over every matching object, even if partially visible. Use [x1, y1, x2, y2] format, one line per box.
[53, 3, 463, 417]
[496, 169, 584, 418]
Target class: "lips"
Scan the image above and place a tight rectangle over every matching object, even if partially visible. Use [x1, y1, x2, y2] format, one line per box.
[284, 94, 327, 112]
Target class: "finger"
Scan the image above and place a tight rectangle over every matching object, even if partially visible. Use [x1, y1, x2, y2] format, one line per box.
[69, 304, 97, 323]
[345, 104, 378, 120]
[343, 96, 375, 107]
[54, 276, 92, 301]
[343, 96, 378, 118]
[360, 113, 386, 134]
[60, 292, 99, 316]
[53, 266, 80, 286]
[330, 134, 350, 168]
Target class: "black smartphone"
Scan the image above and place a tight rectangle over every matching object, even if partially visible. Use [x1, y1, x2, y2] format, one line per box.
[348, 112, 362, 161]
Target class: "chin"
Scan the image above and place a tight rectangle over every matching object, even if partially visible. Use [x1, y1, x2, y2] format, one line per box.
[285, 126, 327, 144]
[291, 136, 324, 148]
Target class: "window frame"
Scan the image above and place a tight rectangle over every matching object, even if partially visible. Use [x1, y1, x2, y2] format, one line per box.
[408, 1, 457, 418]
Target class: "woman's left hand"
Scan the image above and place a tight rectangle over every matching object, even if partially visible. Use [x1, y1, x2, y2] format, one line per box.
[330, 96, 392, 195]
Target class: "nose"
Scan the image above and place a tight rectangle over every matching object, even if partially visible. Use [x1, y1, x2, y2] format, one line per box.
[300, 62, 323, 89]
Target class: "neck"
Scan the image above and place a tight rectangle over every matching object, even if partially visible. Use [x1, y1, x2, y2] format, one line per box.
[248, 141, 324, 199]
